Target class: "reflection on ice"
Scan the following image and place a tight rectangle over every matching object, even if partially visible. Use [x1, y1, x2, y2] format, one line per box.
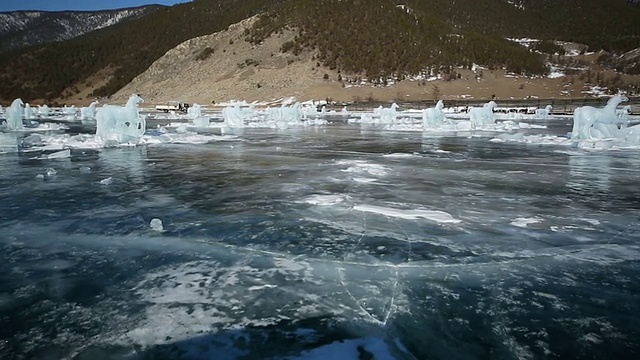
[568, 154, 613, 193]
[36, 149, 71, 160]
[0, 132, 18, 153]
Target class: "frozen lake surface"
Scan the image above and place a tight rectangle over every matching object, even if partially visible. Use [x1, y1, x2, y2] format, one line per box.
[1, 118, 640, 359]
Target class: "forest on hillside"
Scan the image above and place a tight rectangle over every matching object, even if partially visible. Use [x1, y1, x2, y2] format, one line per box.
[245, 0, 548, 84]
[0, 0, 638, 101]
[0, 0, 283, 101]
[417, 0, 640, 53]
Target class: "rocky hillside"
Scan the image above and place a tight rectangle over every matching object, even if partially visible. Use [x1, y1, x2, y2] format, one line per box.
[110, 17, 640, 105]
[112, 17, 324, 104]
[1, 0, 640, 103]
[0, 6, 160, 54]
[0, 0, 275, 102]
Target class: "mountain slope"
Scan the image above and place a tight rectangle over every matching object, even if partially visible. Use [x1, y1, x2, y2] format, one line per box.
[111, 14, 640, 105]
[0, 0, 281, 101]
[113, 16, 341, 104]
[1, 0, 639, 102]
[0, 6, 160, 54]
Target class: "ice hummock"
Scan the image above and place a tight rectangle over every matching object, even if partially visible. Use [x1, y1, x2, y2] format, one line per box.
[220, 101, 327, 128]
[80, 101, 99, 121]
[3, 98, 24, 130]
[469, 100, 497, 128]
[150, 218, 164, 232]
[422, 100, 445, 129]
[187, 103, 211, 128]
[95, 94, 147, 145]
[571, 94, 631, 142]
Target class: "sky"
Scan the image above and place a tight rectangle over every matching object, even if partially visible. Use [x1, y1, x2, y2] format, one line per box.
[0, 1, 189, 12]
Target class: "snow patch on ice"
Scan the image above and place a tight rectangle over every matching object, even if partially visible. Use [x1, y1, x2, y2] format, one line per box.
[304, 194, 346, 206]
[353, 204, 461, 223]
[510, 217, 543, 228]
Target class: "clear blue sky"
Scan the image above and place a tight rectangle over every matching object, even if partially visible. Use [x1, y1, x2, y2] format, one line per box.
[0, 1, 189, 12]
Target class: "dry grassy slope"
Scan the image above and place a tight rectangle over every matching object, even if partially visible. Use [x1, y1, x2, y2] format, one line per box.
[112, 17, 338, 105]
[103, 16, 639, 107]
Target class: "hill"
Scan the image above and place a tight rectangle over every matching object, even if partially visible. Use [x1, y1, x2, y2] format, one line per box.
[0, 0, 279, 102]
[1, 0, 639, 103]
[0, 6, 160, 54]
[109, 16, 640, 106]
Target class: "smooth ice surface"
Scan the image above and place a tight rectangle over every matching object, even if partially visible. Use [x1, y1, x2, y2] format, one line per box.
[1, 109, 640, 360]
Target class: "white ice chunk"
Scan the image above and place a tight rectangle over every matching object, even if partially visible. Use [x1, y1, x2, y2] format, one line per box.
[422, 100, 445, 128]
[304, 194, 346, 206]
[99, 177, 113, 185]
[535, 104, 553, 119]
[187, 103, 211, 127]
[44, 149, 71, 159]
[150, 218, 164, 232]
[24, 103, 34, 119]
[38, 104, 50, 117]
[510, 217, 543, 228]
[80, 101, 99, 120]
[3, 98, 24, 130]
[571, 94, 628, 141]
[354, 204, 461, 223]
[469, 100, 497, 128]
[95, 94, 146, 145]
